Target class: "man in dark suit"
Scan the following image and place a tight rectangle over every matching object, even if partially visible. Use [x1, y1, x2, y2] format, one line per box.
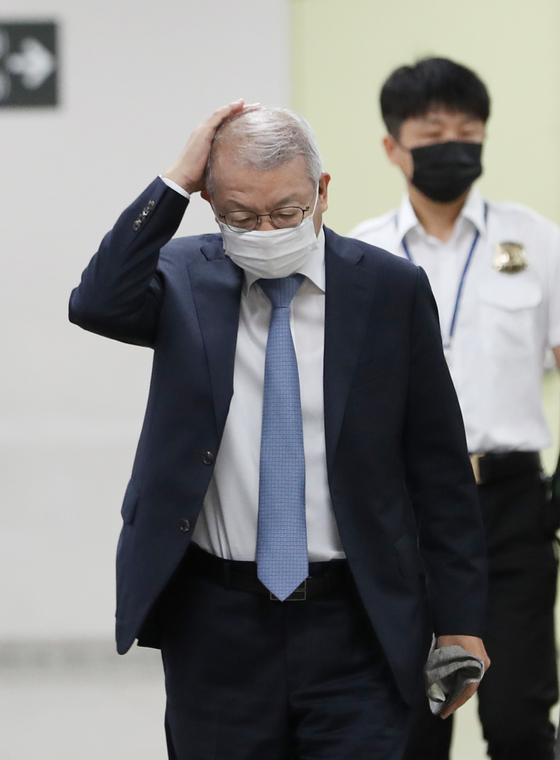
[69, 100, 489, 760]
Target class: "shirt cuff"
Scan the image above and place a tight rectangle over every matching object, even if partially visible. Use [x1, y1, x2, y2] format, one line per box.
[160, 175, 190, 199]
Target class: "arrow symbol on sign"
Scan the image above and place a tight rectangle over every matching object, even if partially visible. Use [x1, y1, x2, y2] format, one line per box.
[0, 30, 9, 59]
[6, 37, 55, 89]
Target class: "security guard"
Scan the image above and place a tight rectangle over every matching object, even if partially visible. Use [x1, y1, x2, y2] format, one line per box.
[350, 57, 560, 760]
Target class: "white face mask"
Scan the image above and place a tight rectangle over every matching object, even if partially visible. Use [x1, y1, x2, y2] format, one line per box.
[217, 191, 320, 279]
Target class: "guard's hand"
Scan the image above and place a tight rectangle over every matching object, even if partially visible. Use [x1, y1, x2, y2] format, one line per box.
[436, 635, 490, 719]
[162, 99, 246, 195]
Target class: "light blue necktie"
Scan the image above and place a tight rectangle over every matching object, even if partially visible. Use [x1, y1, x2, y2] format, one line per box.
[256, 275, 308, 601]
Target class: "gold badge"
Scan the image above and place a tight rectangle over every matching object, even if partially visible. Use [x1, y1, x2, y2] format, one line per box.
[492, 242, 528, 274]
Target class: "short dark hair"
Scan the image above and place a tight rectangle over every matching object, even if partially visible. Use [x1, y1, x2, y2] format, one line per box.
[380, 57, 491, 138]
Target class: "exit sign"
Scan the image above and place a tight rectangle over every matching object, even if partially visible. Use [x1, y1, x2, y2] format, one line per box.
[0, 22, 58, 108]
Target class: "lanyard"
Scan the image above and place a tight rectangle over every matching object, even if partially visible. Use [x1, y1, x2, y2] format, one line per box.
[400, 205, 487, 352]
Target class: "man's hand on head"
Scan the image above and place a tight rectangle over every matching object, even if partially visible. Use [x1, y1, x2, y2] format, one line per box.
[162, 99, 246, 195]
[435, 635, 490, 719]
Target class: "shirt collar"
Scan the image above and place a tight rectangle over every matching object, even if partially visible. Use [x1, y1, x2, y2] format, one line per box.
[461, 186, 487, 235]
[396, 185, 487, 244]
[243, 226, 326, 294]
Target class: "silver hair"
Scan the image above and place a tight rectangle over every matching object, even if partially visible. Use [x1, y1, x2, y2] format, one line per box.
[205, 106, 323, 196]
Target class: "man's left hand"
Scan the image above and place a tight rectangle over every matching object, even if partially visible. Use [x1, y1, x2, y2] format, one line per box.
[435, 635, 490, 719]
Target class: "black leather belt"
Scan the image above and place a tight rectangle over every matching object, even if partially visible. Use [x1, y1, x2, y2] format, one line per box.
[469, 451, 541, 486]
[187, 543, 351, 602]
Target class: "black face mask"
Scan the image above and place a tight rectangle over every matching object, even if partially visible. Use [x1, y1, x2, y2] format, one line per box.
[410, 141, 483, 203]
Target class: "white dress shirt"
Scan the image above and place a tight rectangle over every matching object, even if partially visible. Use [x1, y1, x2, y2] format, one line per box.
[350, 187, 560, 453]
[194, 229, 345, 561]
[160, 179, 343, 561]
[161, 176, 190, 198]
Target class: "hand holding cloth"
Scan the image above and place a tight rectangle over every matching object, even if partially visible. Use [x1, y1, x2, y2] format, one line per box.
[425, 644, 485, 716]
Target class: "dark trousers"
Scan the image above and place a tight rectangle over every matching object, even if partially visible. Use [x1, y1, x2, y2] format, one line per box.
[159, 549, 412, 760]
[404, 467, 558, 760]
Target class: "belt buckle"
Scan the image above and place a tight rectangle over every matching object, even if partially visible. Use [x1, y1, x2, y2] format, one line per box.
[270, 579, 307, 602]
[470, 453, 482, 485]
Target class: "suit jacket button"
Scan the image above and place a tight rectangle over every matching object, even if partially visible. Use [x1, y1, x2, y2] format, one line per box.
[133, 219, 142, 230]
[179, 518, 191, 533]
[202, 451, 215, 465]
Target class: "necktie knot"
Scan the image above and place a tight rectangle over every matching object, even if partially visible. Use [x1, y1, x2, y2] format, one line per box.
[259, 274, 304, 309]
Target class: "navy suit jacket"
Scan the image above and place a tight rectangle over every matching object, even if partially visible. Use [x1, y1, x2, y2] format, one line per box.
[69, 177, 487, 704]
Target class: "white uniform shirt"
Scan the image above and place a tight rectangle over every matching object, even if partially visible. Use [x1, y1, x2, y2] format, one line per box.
[350, 187, 560, 453]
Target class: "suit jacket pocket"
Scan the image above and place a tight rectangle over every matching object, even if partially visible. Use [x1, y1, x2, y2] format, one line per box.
[121, 480, 140, 525]
[394, 532, 421, 578]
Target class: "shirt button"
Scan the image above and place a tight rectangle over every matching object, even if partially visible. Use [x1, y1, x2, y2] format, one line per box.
[202, 451, 215, 466]
[179, 519, 191, 533]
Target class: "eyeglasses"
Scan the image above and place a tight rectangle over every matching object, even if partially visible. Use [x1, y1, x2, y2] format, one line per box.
[218, 204, 311, 233]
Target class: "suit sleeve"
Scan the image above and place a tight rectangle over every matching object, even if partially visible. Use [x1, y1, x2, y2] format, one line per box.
[403, 267, 487, 638]
[69, 177, 189, 347]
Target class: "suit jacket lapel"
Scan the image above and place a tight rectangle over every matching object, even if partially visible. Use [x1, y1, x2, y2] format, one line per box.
[185, 229, 377, 461]
[323, 228, 378, 470]
[187, 239, 243, 434]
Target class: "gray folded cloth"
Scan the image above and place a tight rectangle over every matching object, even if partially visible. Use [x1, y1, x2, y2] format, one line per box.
[424, 644, 485, 715]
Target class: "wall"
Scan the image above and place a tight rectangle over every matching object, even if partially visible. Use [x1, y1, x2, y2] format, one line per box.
[4, 0, 560, 642]
[291, 0, 560, 469]
[0, 0, 290, 639]
[292, 0, 560, 231]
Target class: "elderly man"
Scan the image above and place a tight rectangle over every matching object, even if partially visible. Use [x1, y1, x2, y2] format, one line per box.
[69, 101, 488, 760]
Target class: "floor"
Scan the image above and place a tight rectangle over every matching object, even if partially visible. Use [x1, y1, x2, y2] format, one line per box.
[4, 639, 555, 760]
[0, 642, 167, 760]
